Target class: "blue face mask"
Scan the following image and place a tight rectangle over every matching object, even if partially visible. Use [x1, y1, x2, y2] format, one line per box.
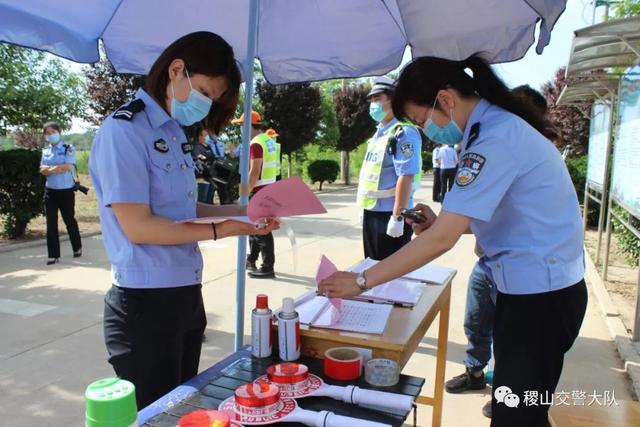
[170, 69, 213, 126]
[204, 135, 212, 143]
[369, 102, 387, 122]
[46, 133, 61, 144]
[423, 100, 463, 146]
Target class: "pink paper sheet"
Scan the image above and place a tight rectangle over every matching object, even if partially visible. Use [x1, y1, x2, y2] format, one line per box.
[316, 255, 342, 315]
[247, 176, 327, 222]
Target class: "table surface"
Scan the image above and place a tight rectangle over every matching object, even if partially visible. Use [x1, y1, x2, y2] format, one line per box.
[299, 273, 455, 368]
[139, 348, 425, 427]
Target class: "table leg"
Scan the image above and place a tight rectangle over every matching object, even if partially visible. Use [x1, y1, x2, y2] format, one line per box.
[432, 286, 451, 427]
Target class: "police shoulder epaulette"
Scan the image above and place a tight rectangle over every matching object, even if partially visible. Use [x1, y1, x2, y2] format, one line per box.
[113, 99, 146, 121]
[465, 122, 481, 150]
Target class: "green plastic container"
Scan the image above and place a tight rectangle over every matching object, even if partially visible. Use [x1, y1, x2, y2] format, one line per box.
[85, 378, 138, 427]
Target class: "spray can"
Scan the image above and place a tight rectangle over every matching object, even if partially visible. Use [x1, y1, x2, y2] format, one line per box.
[251, 294, 272, 358]
[277, 297, 300, 361]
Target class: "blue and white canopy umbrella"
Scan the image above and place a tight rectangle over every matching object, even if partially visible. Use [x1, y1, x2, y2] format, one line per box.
[0, 0, 568, 349]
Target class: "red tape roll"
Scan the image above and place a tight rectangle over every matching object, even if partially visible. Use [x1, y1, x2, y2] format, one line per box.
[324, 347, 362, 381]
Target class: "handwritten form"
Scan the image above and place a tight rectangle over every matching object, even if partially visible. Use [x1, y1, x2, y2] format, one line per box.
[296, 295, 392, 335]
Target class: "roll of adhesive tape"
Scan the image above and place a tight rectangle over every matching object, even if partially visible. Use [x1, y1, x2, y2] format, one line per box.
[365, 358, 400, 387]
[324, 347, 362, 381]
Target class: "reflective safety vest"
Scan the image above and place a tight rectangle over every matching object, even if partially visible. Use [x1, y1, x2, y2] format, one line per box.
[252, 133, 280, 186]
[275, 141, 282, 176]
[357, 122, 423, 209]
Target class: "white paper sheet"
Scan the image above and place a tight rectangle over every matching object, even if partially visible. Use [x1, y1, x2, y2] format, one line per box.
[349, 258, 455, 285]
[294, 294, 392, 334]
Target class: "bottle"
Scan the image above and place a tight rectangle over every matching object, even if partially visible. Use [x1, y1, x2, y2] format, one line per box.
[277, 297, 300, 361]
[485, 345, 495, 386]
[251, 294, 272, 358]
[85, 378, 138, 427]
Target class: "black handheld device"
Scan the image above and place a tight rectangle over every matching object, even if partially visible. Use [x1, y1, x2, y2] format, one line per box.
[400, 208, 427, 224]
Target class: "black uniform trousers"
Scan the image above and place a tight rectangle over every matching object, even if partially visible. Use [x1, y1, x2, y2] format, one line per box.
[362, 210, 412, 261]
[44, 187, 81, 259]
[491, 280, 588, 427]
[103, 284, 207, 409]
[432, 167, 441, 202]
[247, 190, 274, 270]
[440, 167, 457, 202]
[248, 232, 275, 270]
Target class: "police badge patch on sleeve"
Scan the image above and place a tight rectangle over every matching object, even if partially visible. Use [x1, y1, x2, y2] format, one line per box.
[400, 142, 414, 158]
[456, 152, 486, 187]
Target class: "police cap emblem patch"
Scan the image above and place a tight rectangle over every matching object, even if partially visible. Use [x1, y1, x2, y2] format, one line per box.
[456, 152, 486, 187]
[153, 139, 169, 153]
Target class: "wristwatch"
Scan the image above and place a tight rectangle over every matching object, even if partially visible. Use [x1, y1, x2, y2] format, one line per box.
[356, 271, 368, 291]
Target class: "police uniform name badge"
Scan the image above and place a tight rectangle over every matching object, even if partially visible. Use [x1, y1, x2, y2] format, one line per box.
[456, 152, 486, 187]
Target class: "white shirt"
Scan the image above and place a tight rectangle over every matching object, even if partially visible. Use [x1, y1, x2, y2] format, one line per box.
[432, 146, 441, 168]
[437, 145, 458, 169]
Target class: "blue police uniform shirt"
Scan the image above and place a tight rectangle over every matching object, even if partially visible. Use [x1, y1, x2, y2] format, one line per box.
[442, 98, 584, 295]
[40, 141, 76, 189]
[89, 88, 203, 289]
[370, 118, 422, 212]
[209, 138, 226, 158]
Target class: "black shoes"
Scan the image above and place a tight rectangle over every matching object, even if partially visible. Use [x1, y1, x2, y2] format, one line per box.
[245, 259, 258, 272]
[482, 400, 492, 418]
[248, 268, 275, 279]
[46, 258, 59, 265]
[73, 249, 82, 258]
[445, 368, 487, 393]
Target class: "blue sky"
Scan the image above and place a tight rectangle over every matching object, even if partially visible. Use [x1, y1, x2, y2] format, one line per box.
[494, 0, 601, 90]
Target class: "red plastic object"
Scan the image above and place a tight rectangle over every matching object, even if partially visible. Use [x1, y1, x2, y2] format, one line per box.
[256, 294, 269, 309]
[177, 410, 231, 427]
[266, 363, 309, 385]
[234, 382, 280, 408]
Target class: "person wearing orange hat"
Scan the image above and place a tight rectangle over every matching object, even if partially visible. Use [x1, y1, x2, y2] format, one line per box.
[232, 111, 281, 278]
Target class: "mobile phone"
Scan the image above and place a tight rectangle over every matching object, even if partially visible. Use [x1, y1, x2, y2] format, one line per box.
[400, 208, 427, 224]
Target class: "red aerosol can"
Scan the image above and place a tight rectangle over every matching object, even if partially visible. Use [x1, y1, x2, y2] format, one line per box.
[251, 294, 272, 358]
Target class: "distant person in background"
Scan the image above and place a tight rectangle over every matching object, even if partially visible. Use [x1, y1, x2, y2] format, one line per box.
[436, 143, 458, 201]
[432, 144, 442, 202]
[39, 122, 82, 265]
[265, 128, 282, 180]
[192, 126, 216, 204]
[207, 132, 231, 204]
[232, 111, 281, 279]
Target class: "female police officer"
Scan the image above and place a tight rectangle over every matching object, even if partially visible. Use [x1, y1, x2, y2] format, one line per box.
[40, 122, 82, 265]
[319, 55, 587, 427]
[89, 32, 278, 409]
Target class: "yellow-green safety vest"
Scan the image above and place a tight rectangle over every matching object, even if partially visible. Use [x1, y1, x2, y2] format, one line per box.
[251, 133, 280, 186]
[357, 122, 422, 209]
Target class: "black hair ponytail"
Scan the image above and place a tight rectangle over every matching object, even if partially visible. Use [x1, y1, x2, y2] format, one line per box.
[392, 54, 558, 141]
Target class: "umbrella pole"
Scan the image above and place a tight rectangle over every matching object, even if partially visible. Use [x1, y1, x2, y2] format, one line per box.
[234, 0, 260, 351]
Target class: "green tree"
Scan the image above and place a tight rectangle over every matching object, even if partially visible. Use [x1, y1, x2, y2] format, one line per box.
[85, 55, 145, 125]
[541, 68, 591, 157]
[256, 81, 322, 177]
[334, 83, 376, 182]
[0, 149, 45, 238]
[0, 45, 87, 148]
[612, 0, 640, 18]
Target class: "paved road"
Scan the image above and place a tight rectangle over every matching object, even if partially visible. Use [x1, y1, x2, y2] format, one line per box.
[0, 179, 633, 426]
